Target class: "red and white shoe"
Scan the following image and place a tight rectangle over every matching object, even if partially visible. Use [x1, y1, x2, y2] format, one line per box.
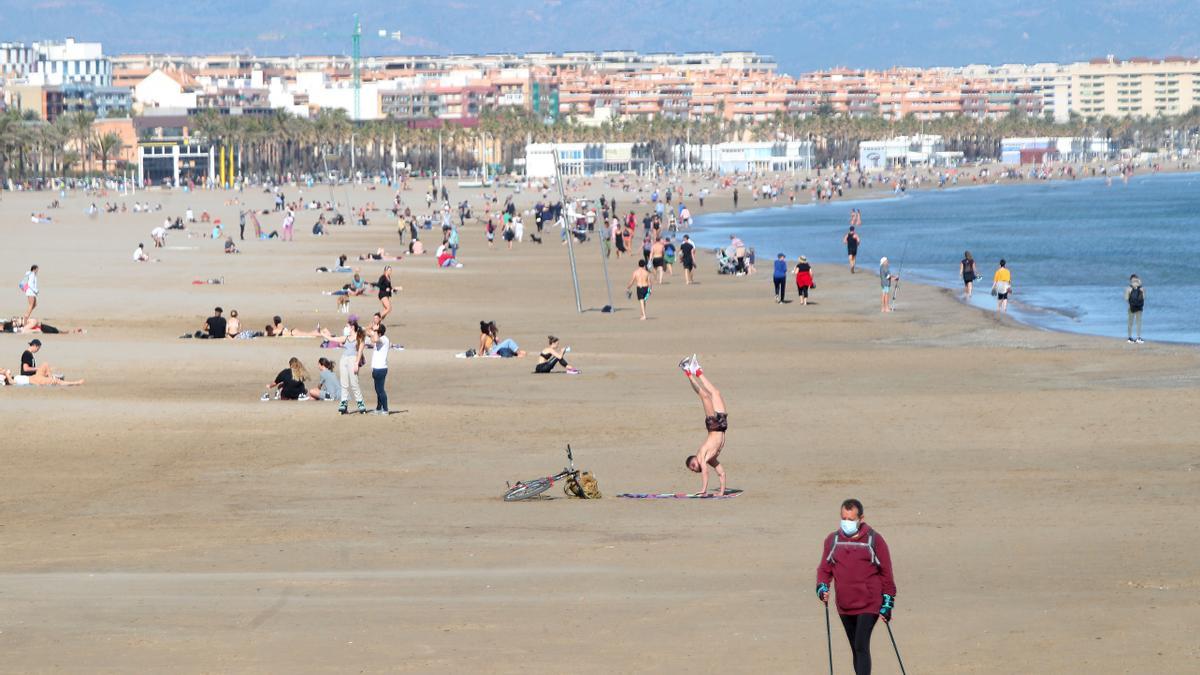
[688, 354, 703, 377]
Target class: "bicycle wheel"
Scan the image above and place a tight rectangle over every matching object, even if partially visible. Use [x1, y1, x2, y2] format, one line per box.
[504, 478, 552, 501]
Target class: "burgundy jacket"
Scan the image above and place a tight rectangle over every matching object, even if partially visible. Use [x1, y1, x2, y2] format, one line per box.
[816, 523, 897, 616]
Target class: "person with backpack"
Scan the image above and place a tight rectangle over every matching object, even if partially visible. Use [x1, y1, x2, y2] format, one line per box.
[19, 265, 38, 323]
[816, 498, 897, 675]
[1125, 274, 1145, 344]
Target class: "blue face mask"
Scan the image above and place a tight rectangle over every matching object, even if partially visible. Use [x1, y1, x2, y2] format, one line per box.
[840, 519, 860, 536]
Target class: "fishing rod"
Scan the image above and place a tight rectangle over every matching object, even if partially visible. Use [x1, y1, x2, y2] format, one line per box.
[890, 239, 909, 311]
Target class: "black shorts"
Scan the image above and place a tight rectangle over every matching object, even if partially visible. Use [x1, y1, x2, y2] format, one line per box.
[682, 259, 695, 270]
[847, 247, 858, 256]
[998, 292, 1009, 300]
[963, 274, 974, 286]
[705, 412, 728, 433]
[636, 286, 649, 301]
[652, 257, 665, 269]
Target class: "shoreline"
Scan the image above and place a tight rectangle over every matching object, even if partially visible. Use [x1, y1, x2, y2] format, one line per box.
[687, 169, 1200, 346]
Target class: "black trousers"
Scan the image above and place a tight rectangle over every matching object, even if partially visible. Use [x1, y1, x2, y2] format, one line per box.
[773, 276, 786, 300]
[534, 356, 568, 373]
[840, 613, 878, 675]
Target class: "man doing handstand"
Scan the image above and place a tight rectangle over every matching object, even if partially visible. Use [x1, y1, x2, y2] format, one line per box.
[680, 354, 727, 496]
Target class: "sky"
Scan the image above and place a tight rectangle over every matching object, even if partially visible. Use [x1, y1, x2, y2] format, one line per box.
[3, 0, 1200, 74]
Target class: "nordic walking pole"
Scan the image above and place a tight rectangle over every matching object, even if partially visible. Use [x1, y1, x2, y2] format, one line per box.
[824, 601, 834, 675]
[890, 239, 909, 311]
[885, 621, 908, 675]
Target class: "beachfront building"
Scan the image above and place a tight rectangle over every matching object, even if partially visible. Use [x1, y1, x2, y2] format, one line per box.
[1000, 137, 1117, 165]
[524, 143, 653, 177]
[858, 135, 950, 170]
[675, 141, 815, 173]
[1069, 56, 1200, 118]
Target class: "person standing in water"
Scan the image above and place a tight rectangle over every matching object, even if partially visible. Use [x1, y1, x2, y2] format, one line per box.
[1125, 274, 1145, 344]
[992, 259, 1012, 313]
[959, 251, 977, 299]
[843, 226, 861, 274]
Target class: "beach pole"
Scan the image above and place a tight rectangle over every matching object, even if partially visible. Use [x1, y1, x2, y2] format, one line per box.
[553, 148, 584, 314]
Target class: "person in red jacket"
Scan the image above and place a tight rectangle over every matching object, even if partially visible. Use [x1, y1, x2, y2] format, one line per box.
[816, 498, 897, 675]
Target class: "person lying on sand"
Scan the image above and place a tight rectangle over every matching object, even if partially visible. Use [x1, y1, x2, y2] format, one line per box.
[3, 317, 85, 334]
[358, 248, 404, 261]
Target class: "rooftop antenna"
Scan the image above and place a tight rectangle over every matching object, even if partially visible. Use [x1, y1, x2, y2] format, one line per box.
[352, 14, 362, 121]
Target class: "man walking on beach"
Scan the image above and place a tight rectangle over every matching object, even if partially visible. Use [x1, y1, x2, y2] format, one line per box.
[772, 253, 788, 303]
[844, 226, 861, 273]
[1125, 274, 1145, 343]
[238, 210, 246, 241]
[879, 257, 897, 313]
[680, 235, 696, 285]
[626, 259, 653, 320]
[816, 498, 897, 675]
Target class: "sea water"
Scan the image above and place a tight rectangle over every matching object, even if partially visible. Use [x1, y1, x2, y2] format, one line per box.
[692, 172, 1200, 344]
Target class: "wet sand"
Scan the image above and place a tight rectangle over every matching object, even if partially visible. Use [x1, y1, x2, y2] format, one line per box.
[1, 180, 1198, 673]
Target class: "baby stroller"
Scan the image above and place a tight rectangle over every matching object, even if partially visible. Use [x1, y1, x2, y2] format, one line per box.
[716, 247, 738, 275]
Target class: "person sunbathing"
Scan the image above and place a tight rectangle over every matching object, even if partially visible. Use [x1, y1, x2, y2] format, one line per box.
[4, 317, 84, 334]
[358, 248, 403, 261]
[264, 316, 326, 338]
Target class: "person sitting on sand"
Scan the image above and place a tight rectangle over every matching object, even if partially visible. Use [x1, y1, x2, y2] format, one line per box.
[533, 336, 579, 374]
[436, 245, 461, 268]
[18, 339, 85, 386]
[133, 243, 150, 262]
[679, 354, 727, 496]
[224, 237, 239, 254]
[307, 357, 341, 401]
[479, 320, 525, 358]
[225, 309, 241, 338]
[409, 239, 425, 255]
[265, 357, 309, 401]
[193, 307, 226, 339]
[315, 255, 352, 273]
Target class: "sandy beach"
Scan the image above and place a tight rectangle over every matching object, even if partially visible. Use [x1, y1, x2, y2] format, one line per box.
[2, 178, 1198, 674]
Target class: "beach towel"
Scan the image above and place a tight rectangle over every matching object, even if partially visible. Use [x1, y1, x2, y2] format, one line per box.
[617, 489, 742, 500]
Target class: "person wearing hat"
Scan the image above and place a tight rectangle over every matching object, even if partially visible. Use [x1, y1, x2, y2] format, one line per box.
[772, 253, 789, 303]
[879, 257, 897, 313]
[20, 339, 42, 377]
[12, 339, 84, 386]
[794, 256, 814, 306]
[201, 307, 227, 339]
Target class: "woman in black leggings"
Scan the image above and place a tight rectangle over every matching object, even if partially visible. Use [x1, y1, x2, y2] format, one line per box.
[533, 336, 578, 374]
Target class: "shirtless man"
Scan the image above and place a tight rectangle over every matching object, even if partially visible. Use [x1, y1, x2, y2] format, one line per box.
[680, 354, 728, 496]
[625, 259, 653, 320]
[650, 237, 667, 283]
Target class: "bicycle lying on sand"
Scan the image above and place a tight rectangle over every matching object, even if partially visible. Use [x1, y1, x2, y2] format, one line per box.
[504, 444, 588, 501]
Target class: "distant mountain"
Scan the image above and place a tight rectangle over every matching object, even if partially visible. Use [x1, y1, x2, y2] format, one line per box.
[3, 0, 1199, 74]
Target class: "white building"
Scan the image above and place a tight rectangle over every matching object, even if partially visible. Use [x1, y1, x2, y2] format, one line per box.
[1000, 137, 1116, 165]
[0, 42, 35, 82]
[858, 135, 947, 170]
[676, 142, 814, 173]
[525, 143, 653, 177]
[133, 69, 198, 111]
[954, 63, 1072, 122]
[19, 39, 113, 87]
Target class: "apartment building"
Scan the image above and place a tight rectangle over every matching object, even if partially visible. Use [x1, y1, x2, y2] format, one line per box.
[1071, 56, 1200, 118]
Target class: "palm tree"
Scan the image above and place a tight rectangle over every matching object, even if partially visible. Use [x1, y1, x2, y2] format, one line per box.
[96, 132, 125, 174]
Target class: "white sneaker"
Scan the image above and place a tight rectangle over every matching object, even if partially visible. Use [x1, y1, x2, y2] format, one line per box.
[260, 393, 270, 401]
[1135, 338, 1145, 344]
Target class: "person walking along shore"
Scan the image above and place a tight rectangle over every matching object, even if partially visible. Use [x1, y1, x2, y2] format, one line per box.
[1126, 274, 1145, 343]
